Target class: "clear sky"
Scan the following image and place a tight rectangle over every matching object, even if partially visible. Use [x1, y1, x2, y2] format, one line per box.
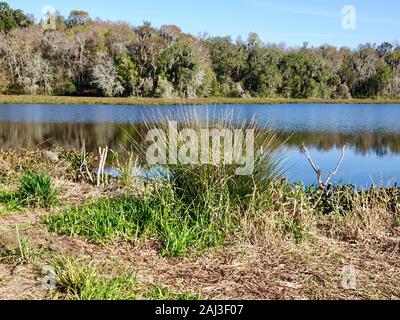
[6, 0, 400, 48]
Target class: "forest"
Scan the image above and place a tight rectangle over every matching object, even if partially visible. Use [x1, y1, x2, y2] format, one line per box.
[0, 2, 400, 99]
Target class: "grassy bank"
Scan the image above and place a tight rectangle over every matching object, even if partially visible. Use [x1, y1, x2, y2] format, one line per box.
[1, 113, 400, 300]
[1, 94, 400, 105]
[0, 145, 399, 300]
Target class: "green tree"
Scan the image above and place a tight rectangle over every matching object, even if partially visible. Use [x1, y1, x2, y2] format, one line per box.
[115, 54, 138, 96]
[244, 40, 283, 97]
[370, 64, 393, 97]
[131, 22, 166, 96]
[157, 41, 202, 98]
[205, 36, 247, 84]
[66, 10, 91, 29]
[280, 52, 337, 98]
[0, 2, 32, 33]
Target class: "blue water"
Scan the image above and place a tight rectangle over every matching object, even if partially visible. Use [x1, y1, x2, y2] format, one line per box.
[0, 104, 399, 133]
[1, 103, 399, 186]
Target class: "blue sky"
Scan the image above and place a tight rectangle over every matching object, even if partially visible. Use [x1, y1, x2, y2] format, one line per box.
[7, 0, 400, 48]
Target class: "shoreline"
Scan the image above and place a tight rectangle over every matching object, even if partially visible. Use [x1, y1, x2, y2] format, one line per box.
[1, 148, 399, 300]
[1, 95, 400, 105]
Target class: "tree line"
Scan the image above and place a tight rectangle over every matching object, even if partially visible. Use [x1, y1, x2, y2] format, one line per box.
[0, 2, 400, 99]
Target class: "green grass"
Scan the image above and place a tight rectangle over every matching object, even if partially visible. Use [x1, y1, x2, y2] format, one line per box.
[45, 188, 225, 257]
[0, 172, 59, 210]
[0, 189, 22, 213]
[48, 256, 199, 300]
[1, 94, 400, 105]
[51, 256, 136, 300]
[18, 172, 59, 208]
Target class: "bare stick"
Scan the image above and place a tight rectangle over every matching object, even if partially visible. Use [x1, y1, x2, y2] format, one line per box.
[80, 140, 94, 184]
[302, 144, 323, 188]
[97, 146, 109, 186]
[97, 148, 101, 187]
[324, 145, 346, 187]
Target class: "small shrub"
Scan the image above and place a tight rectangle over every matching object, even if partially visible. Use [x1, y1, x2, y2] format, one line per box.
[282, 219, 309, 243]
[64, 82, 77, 96]
[60, 149, 94, 183]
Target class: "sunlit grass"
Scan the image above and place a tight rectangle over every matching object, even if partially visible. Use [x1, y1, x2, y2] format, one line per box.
[45, 189, 225, 257]
[51, 256, 136, 300]
[0, 172, 59, 210]
[18, 172, 59, 208]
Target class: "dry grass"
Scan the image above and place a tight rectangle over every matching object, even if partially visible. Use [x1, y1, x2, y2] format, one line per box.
[0, 149, 399, 300]
[1, 94, 400, 105]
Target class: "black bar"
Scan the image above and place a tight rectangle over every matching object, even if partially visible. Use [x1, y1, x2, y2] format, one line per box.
[0, 300, 398, 319]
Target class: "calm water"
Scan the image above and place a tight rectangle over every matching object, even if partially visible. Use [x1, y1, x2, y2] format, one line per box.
[0, 103, 399, 186]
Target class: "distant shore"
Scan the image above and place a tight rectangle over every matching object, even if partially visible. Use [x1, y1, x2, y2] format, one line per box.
[1, 95, 400, 106]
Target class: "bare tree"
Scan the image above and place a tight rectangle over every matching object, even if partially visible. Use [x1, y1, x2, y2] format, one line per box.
[19, 53, 53, 94]
[92, 53, 124, 97]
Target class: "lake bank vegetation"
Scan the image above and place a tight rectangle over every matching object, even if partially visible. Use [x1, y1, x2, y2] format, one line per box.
[1, 2, 400, 301]
[2, 95, 400, 105]
[1, 2, 400, 101]
[1, 141, 400, 299]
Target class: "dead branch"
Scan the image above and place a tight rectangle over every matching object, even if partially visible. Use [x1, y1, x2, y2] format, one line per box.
[324, 145, 346, 187]
[302, 144, 347, 189]
[302, 144, 323, 188]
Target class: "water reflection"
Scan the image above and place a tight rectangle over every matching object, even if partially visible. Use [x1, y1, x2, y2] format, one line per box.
[1, 122, 399, 156]
[1, 103, 400, 185]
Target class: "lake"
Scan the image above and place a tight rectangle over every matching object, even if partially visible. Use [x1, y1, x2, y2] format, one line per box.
[0, 103, 399, 186]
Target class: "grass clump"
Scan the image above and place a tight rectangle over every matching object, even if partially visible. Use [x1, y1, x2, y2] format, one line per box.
[45, 188, 225, 257]
[0, 172, 59, 209]
[0, 189, 21, 213]
[51, 256, 136, 300]
[19, 172, 59, 208]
